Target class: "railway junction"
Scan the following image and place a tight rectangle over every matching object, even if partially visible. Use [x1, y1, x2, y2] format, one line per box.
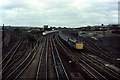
[1, 27, 120, 80]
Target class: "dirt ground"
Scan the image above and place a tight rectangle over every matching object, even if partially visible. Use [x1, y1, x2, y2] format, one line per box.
[95, 35, 120, 57]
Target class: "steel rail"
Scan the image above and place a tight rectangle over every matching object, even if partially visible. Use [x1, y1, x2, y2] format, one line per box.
[4, 38, 40, 80]
[84, 44, 110, 59]
[84, 44, 120, 77]
[75, 56, 107, 80]
[52, 38, 69, 80]
[57, 35, 118, 79]
[55, 35, 101, 79]
[85, 39, 112, 58]
[82, 52, 120, 78]
[36, 39, 46, 80]
[14, 38, 42, 79]
[88, 39, 112, 56]
[50, 38, 59, 79]
[86, 39, 120, 67]
[2, 39, 29, 74]
[81, 54, 118, 79]
[0, 39, 23, 64]
[58, 35, 108, 79]
[2, 39, 23, 72]
[46, 39, 48, 80]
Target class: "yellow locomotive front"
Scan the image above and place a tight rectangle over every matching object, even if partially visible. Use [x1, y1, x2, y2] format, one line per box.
[76, 42, 83, 49]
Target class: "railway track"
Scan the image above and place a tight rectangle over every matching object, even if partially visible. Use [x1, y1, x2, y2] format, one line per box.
[75, 53, 120, 79]
[1, 39, 23, 65]
[84, 42, 110, 60]
[50, 38, 69, 80]
[3, 38, 41, 80]
[81, 53, 120, 79]
[17, 37, 44, 79]
[14, 38, 43, 79]
[84, 38, 120, 68]
[85, 38, 116, 59]
[2, 32, 119, 79]
[55, 35, 100, 79]
[2, 37, 19, 58]
[36, 39, 48, 79]
[85, 38, 112, 57]
[1, 38, 24, 75]
[2, 38, 29, 75]
[3, 33, 68, 79]
[36, 34, 69, 79]
[55, 35, 120, 80]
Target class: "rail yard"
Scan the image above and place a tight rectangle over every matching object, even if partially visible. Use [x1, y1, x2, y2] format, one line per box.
[1, 26, 120, 80]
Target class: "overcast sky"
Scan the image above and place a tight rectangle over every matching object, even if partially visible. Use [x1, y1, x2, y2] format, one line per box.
[0, 0, 119, 27]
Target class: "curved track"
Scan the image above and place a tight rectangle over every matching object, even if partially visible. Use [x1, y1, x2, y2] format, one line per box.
[3, 38, 41, 80]
[55, 34, 120, 80]
[1, 39, 23, 65]
[84, 38, 120, 68]
[2, 32, 119, 80]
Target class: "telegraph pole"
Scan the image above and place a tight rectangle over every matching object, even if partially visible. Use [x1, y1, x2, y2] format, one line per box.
[2, 24, 4, 49]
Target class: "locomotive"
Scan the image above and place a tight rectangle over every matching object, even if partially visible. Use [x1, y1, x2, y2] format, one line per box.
[58, 32, 83, 50]
[68, 39, 83, 49]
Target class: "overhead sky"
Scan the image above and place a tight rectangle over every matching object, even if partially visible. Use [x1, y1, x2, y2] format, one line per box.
[0, 0, 119, 27]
